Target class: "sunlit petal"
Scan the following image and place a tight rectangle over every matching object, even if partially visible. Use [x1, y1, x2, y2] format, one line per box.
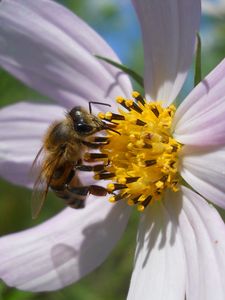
[180, 145, 225, 209]
[127, 193, 185, 300]
[132, 0, 201, 104]
[173, 58, 225, 145]
[166, 186, 225, 300]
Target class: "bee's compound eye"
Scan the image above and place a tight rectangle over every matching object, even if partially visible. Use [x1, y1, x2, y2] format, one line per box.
[76, 123, 93, 134]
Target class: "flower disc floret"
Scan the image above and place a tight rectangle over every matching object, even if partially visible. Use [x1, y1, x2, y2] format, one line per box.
[88, 92, 182, 211]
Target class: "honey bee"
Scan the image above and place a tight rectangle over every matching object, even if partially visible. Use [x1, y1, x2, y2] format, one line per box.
[32, 102, 116, 219]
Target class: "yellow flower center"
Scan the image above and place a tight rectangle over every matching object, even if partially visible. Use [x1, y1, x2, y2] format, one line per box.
[86, 92, 181, 211]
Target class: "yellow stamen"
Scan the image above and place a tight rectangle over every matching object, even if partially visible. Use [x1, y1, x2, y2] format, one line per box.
[90, 92, 182, 211]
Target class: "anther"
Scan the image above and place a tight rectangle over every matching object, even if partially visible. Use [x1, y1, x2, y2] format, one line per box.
[145, 159, 157, 167]
[127, 195, 141, 206]
[107, 183, 127, 192]
[171, 145, 178, 152]
[105, 112, 125, 121]
[94, 172, 115, 180]
[131, 102, 143, 114]
[167, 110, 171, 116]
[125, 100, 143, 114]
[89, 185, 108, 196]
[142, 195, 152, 206]
[170, 161, 175, 168]
[171, 181, 179, 192]
[143, 143, 152, 149]
[125, 176, 140, 184]
[136, 119, 146, 126]
[116, 96, 131, 111]
[132, 91, 145, 105]
[151, 106, 160, 117]
[161, 175, 168, 182]
[137, 195, 152, 211]
[132, 194, 141, 204]
[109, 192, 128, 203]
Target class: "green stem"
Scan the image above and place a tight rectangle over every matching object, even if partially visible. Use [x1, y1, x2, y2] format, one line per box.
[194, 33, 202, 86]
[95, 55, 144, 88]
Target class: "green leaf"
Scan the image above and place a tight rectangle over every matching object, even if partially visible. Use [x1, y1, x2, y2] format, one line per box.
[95, 55, 144, 88]
[194, 33, 202, 87]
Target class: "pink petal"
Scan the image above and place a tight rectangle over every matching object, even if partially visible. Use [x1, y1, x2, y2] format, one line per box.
[132, 0, 201, 105]
[0, 198, 131, 291]
[0, 0, 132, 109]
[166, 186, 225, 300]
[127, 193, 185, 300]
[180, 145, 225, 210]
[0, 102, 65, 187]
[173, 58, 225, 145]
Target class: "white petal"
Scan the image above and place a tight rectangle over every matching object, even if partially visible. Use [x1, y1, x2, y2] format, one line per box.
[0, 102, 65, 187]
[168, 186, 225, 300]
[180, 145, 225, 209]
[173, 58, 225, 145]
[0, 198, 131, 291]
[127, 193, 186, 300]
[132, 0, 201, 104]
[0, 0, 132, 109]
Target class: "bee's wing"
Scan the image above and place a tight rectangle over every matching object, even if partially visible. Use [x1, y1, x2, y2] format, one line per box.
[31, 148, 62, 219]
[31, 172, 50, 219]
[31, 146, 44, 171]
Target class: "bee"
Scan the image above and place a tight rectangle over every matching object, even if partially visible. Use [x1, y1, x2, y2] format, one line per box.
[32, 102, 116, 219]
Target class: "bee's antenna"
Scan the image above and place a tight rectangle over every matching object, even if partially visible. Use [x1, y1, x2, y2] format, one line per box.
[89, 101, 111, 114]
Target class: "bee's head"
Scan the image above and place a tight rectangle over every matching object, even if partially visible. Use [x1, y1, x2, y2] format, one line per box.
[69, 106, 104, 136]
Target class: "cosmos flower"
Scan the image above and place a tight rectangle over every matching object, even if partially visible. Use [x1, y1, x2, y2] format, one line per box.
[1, 0, 225, 299]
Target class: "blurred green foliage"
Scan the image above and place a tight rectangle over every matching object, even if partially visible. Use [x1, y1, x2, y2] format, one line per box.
[202, 18, 225, 76]
[0, 69, 47, 107]
[1, 1, 225, 300]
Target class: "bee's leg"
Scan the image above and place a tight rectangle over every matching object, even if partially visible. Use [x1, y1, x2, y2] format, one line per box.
[66, 186, 89, 209]
[83, 152, 108, 161]
[53, 188, 85, 209]
[65, 169, 76, 184]
[53, 170, 87, 209]
[74, 158, 107, 172]
[68, 199, 85, 209]
[68, 185, 107, 197]
[89, 185, 108, 196]
[75, 164, 106, 172]
[88, 136, 109, 143]
[66, 184, 107, 209]
[81, 140, 109, 149]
